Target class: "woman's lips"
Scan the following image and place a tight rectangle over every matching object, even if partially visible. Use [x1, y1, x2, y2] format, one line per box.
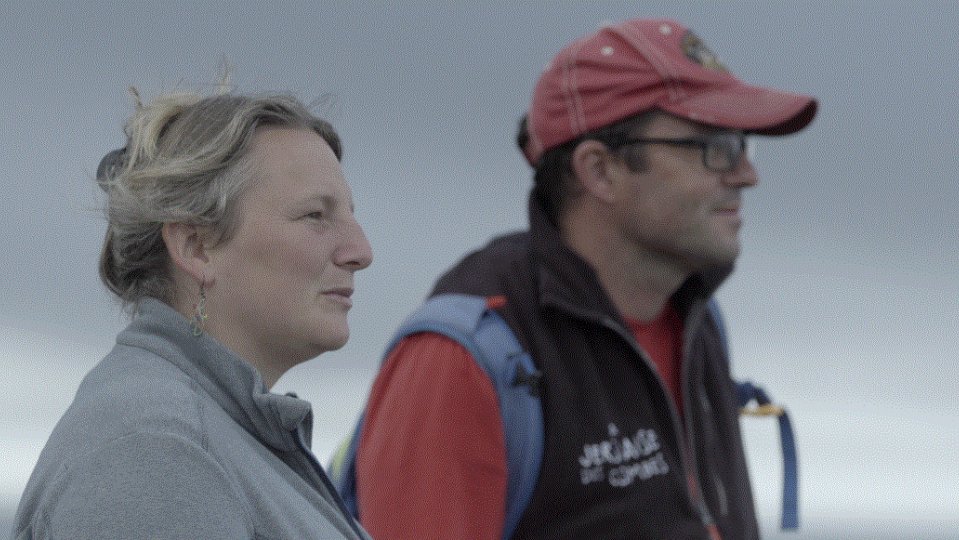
[323, 287, 354, 308]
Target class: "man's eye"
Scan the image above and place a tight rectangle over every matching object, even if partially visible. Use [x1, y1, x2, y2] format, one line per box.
[305, 212, 324, 220]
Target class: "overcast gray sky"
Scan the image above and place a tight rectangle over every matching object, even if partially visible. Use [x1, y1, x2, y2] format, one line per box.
[2, 2, 957, 538]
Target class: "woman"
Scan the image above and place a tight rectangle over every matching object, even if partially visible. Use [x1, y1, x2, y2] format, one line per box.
[12, 89, 373, 539]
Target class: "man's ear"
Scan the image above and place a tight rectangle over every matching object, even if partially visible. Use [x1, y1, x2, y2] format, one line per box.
[161, 222, 211, 284]
[571, 140, 618, 204]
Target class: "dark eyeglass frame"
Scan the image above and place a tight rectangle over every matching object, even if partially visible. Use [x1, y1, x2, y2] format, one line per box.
[601, 131, 751, 173]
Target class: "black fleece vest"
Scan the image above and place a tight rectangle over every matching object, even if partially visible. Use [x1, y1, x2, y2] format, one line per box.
[432, 221, 759, 540]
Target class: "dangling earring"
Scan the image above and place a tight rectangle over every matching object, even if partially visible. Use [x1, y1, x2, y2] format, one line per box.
[190, 278, 209, 336]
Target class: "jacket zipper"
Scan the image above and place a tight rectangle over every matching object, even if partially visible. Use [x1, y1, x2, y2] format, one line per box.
[293, 429, 367, 539]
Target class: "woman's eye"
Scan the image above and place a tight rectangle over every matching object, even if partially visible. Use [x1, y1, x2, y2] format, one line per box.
[305, 211, 324, 220]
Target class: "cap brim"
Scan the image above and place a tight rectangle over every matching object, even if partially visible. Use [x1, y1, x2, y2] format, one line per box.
[661, 84, 817, 136]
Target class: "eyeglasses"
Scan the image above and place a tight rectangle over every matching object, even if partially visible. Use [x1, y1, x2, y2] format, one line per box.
[603, 131, 753, 173]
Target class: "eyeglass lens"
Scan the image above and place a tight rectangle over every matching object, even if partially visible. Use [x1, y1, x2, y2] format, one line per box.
[705, 133, 751, 171]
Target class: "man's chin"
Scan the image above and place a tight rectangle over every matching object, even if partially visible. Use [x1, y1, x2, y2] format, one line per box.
[694, 243, 740, 272]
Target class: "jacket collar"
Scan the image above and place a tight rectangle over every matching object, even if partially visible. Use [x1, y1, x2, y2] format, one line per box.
[118, 298, 313, 453]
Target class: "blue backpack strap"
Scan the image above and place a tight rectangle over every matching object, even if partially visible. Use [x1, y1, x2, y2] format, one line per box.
[707, 299, 799, 530]
[328, 414, 364, 517]
[329, 293, 543, 540]
[737, 382, 799, 530]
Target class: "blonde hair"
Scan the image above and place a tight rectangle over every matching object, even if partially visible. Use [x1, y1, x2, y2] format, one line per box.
[97, 88, 341, 309]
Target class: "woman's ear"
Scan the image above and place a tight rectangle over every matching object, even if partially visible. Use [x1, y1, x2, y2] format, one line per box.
[571, 140, 618, 204]
[161, 222, 211, 284]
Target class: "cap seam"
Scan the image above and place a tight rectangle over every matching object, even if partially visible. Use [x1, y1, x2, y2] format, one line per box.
[561, 39, 588, 138]
[612, 22, 685, 102]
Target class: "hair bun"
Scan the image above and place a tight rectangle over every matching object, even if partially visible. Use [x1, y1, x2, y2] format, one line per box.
[95, 147, 127, 192]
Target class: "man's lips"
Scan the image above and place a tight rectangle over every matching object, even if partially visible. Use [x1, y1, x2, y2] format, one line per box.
[714, 200, 742, 215]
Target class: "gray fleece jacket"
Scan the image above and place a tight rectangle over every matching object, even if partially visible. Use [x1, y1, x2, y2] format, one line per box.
[12, 298, 371, 540]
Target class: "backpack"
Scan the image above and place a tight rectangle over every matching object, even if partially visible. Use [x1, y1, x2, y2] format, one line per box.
[329, 293, 798, 537]
[707, 300, 799, 530]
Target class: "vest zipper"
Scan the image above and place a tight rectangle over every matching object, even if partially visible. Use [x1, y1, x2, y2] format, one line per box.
[679, 306, 720, 533]
[578, 306, 717, 533]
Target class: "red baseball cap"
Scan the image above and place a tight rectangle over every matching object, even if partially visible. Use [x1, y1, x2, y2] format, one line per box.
[522, 18, 818, 165]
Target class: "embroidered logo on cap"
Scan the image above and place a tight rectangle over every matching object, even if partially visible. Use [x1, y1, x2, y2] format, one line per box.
[681, 31, 728, 72]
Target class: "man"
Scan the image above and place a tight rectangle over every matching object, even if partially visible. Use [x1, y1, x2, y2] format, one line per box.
[355, 17, 816, 539]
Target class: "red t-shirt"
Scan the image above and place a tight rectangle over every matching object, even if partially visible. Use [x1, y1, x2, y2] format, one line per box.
[356, 334, 506, 540]
[626, 303, 685, 417]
